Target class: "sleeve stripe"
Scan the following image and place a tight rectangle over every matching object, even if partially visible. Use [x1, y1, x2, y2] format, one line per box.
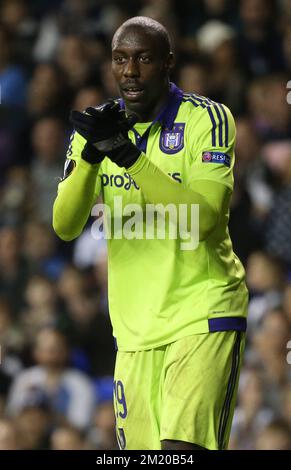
[206, 106, 217, 146]
[183, 94, 230, 148]
[218, 103, 229, 147]
[182, 98, 199, 107]
[213, 104, 224, 147]
[183, 95, 218, 146]
[188, 95, 217, 146]
[188, 94, 213, 108]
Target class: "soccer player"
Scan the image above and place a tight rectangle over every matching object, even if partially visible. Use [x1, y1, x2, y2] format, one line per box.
[53, 16, 248, 450]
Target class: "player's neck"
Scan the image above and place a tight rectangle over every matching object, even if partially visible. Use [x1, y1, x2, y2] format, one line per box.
[143, 85, 170, 122]
[126, 84, 170, 123]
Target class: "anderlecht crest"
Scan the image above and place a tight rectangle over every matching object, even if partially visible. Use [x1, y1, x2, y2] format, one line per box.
[160, 123, 185, 154]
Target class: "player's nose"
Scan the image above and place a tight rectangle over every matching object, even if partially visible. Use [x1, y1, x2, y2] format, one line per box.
[124, 58, 140, 78]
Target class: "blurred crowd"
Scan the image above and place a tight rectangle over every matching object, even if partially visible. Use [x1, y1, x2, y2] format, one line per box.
[0, 0, 291, 450]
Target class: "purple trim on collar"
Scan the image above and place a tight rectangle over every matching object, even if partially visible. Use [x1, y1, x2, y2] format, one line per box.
[118, 83, 183, 153]
[208, 317, 247, 332]
[132, 127, 148, 153]
[161, 82, 184, 130]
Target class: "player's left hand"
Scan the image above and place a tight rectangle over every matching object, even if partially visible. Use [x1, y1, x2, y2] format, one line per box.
[70, 99, 134, 146]
[70, 100, 141, 169]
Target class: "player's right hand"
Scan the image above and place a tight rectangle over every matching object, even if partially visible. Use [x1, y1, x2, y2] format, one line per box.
[70, 99, 136, 145]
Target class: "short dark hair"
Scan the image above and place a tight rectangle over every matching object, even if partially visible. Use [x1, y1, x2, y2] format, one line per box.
[112, 16, 172, 58]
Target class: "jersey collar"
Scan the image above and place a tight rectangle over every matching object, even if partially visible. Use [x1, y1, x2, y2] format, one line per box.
[119, 82, 183, 153]
[155, 82, 184, 130]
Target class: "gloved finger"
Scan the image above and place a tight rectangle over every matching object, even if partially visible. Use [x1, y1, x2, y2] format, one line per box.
[70, 110, 98, 126]
[70, 122, 95, 140]
[86, 100, 118, 117]
[70, 121, 92, 133]
[125, 113, 138, 128]
[85, 107, 103, 118]
[117, 108, 137, 124]
[117, 113, 138, 132]
[70, 109, 87, 120]
[73, 123, 113, 141]
[99, 99, 119, 113]
[70, 118, 96, 133]
[84, 108, 116, 126]
[117, 109, 128, 122]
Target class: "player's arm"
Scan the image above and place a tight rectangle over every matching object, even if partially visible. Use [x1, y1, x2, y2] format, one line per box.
[69, 102, 234, 241]
[127, 156, 227, 240]
[52, 131, 103, 241]
[127, 104, 235, 240]
[54, 101, 136, 241]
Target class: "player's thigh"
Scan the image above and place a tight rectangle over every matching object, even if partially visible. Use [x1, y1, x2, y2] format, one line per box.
[114, 348, 164, 450]
[160, 331, 245, 450]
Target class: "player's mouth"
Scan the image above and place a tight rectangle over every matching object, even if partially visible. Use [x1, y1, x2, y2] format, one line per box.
[122, 86, 145, 101]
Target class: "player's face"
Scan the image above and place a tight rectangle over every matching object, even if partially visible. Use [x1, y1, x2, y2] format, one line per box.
[112, 28, 172, 120]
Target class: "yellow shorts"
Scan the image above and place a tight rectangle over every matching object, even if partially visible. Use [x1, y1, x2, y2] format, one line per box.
[113, 331, 245, 450]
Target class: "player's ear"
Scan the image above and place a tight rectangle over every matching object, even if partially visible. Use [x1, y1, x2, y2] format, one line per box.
[165, 52, 175, 74]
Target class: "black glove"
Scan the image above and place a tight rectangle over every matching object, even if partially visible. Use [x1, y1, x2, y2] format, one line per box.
[81, 142, 104, 165]
[70, 100, 141, 169]
[70, 100, 122, 165]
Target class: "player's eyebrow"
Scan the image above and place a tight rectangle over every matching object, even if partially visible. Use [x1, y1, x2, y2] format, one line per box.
[112, 47, 152, 54]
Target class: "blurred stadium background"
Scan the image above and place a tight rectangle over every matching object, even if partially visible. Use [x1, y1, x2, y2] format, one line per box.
[0, 0, 291, 450]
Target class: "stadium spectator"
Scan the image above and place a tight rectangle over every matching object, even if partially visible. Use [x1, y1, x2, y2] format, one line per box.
[237, 0, 285, 77]
[27, 63, 69, 119]
[230, 368, 274, 449]
[255, 419, 291, 450]
[50, 425, 86, 450]
[73, 86, 105, 113]
[56, 35, 98, 90]
[12, 387, 51, 449]
[246, 252, 284, 337]
[0, 226, 28, 312]
[30, 117, 65, 223]
[6, 327, 95, 430]
[0, 23, 27, 107]
[251, 310, 291, 413]
[0, 419, 18, 450]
